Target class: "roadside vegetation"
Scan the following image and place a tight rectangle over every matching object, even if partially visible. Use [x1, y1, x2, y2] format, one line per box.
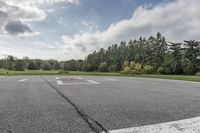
[0, 69, 200, 82]
[0, 33, 200, 78]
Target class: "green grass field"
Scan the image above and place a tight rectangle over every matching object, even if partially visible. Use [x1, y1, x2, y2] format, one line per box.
[0, 69, 121, 76]
[67, 71, 122, 76]
[0, 69, 200, 82]
[0, 69, 60, 75]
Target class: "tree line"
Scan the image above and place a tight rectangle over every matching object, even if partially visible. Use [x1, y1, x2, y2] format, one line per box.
[0, 33, 200, 75]
[81, 33, 200, 75]
[0, 57, 61, 71]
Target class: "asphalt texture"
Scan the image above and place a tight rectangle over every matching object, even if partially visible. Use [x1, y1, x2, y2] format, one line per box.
[0, 76, 200, 133]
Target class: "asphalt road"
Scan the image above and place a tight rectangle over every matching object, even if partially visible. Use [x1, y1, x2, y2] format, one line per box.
[0, 76, 200, 133]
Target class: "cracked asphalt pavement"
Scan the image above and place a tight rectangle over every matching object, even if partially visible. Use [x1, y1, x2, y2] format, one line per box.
[0, 76, 200, 133]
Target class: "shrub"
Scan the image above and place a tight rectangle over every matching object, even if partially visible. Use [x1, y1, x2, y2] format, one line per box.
[125, 63, 143, 74]
[12, 60, 25, 71]
[98, 62, 108, 72]
[58, 70, 69, 74]
[157, 66, 165, 74]
[27, 62, 37, 70]
[42, 63, 52, 70]
[144, 65, 154, 74]
[53, 63, 60, 70]
[130, 61, 135, 70]
[134, 63, 142, 71]
[120, 66, 131, 74]
[62, 60, 78, 71]
[108, 65, 118, 72]
[123, 61, 129, 67]
[195, 72, 200, 76]
[183, 62, 197, 75]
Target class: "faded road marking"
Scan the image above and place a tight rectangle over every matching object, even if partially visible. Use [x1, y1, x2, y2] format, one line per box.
[77, 77, 83, 80]
[56, 77, 60, 80]
[18, 79, 27, 82]
[57, 80, 63, 85]
[56, 79, 100, 85]
[107, 78, 118, 81]
[106, 116, 200, 133]
[87, 80, 100, 84]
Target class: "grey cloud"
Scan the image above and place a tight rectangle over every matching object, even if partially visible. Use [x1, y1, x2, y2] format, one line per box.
[0, 11, 8, 24]
[0, 0, 80, 36]
[5, 21, 32, 35]
[0, 0, 46, 36]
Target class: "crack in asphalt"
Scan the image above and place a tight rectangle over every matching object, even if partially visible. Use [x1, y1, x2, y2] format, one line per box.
[0, 128, 12, 133]
[42, 77, 109, 133]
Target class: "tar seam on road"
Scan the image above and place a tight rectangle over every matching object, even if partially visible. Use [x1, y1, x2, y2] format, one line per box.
[0, 127, 12, 133]
[41, 77, 109, 133]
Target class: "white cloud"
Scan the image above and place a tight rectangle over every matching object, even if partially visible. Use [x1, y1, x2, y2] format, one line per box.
[58, 17, 68, 27]
[0, 35, 67, 60]
[62, 0, 200, 59]
[0, 0, 80, 35]
[81, 20, 98, 33]
[5, 0, 80, 7]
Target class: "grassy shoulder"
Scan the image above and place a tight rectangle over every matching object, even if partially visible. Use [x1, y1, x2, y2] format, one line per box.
[135, 74, 200, 82]
[0, 69, 121, 76]
[0, 69, 200, 82]
[0, 69, 61, 75]
[67, 71, 122, 76]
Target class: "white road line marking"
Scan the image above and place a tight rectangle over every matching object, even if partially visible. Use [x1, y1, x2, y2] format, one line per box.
[77, 77, 83, 80]
[59, 83, 98, 85]
[106, 116, 200, 133]
[56, 79, 100, 85]
[107, 78, 118, 81]
[87, 80, 100, 84]
[18, 79, 27, 82]
[56, 77, 60, 80]
[57, 80, 63, 85]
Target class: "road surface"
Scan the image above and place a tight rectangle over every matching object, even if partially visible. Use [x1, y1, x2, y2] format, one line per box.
[0, 76, 200, 133]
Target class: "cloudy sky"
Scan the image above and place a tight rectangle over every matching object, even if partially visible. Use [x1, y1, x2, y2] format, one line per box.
[0, 0, 199, 60]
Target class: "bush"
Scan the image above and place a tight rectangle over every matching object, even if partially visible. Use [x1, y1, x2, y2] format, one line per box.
[12, 60, 25, 71]
[130, 61, 135, 70]
[58, 70, 69, 74]
[27, 62, 37, 70]
[134, 63, 142, 72]
[144, 65, 154, 74]
[53, 63, 60, 70]
[108, 65, 118, 72]
[120, 66, 131, 74]
[157, 66, 165, 74]
[42, 63, 52, 70]
[123, 61, 129, 67]
[195, 72, 200, 76]
[158, 64, 173, 74]
[183, 62, 197, 75]
[62, 60, 78, 71]
[98, 62, 108, 72]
